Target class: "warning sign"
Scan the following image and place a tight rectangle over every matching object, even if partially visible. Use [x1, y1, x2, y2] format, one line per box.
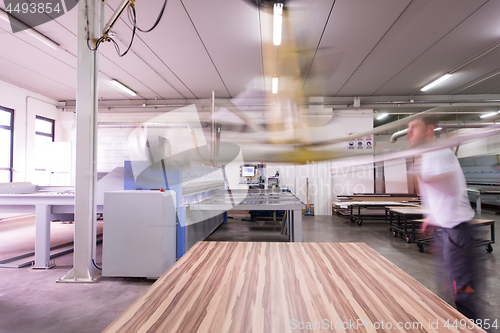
[365, 135, 373, 149]
[347, 132, 356, 149]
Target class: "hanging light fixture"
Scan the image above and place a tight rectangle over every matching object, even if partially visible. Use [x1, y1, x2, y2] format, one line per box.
[273, 3, 283, 46]
[0, 8, 60, 50]
[421, 73, 452, 91]
[111, 79, 137, 96]
[272, 77, 279, 94]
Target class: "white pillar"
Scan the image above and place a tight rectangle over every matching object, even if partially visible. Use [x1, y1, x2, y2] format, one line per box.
[59, 0, 100, 283]
[312, 161, 333, 215]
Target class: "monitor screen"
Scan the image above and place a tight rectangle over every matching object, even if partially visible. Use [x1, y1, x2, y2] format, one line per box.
[241, 166, 256, 177]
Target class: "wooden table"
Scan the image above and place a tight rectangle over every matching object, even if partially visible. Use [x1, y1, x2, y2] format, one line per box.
[412, 219, 495, 254]
[0, 192, 78, 268]
[386, 206, 427, 243]
[467, 188, 500, 214]
[333, 201, 419, 226]
[104, 242, 484, 333]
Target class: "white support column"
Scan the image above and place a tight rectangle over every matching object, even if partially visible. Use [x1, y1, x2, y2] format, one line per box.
[59, 0, 100, 283]
[312, 161, 333, 216]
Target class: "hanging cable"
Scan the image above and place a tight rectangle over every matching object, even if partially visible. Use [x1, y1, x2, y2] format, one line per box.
[92, 258, 102, 270]
[127, 0, 168, 33]
[108, 24, 137, 57]
[88, 0, 166, 57]
[87, 36, 106, 51]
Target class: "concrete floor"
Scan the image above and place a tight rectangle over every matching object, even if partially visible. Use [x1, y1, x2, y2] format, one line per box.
[0, 211, 498, 333]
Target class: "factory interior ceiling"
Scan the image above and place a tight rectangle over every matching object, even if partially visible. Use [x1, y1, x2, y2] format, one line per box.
[2, 0, 500, 129]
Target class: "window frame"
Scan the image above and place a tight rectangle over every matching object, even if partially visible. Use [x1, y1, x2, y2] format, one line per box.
[0, 106, 14, 182]
[35, 115, 55, 141]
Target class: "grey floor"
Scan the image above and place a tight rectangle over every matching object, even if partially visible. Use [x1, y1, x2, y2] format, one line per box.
[0, 210, 498, 333]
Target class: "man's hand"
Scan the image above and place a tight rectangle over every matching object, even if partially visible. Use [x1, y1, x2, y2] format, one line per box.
[421, 218, 435, 238]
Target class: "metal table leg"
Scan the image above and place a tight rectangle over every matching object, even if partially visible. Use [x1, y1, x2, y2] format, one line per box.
[34, 204, 55, 269]
[476, 193, 482, 214]
[293, 209, 302, 242]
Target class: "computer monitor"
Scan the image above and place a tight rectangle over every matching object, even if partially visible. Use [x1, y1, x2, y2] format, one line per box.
[241, 165, 256, 177]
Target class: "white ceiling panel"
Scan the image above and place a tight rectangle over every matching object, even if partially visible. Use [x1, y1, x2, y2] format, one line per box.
[119, 34, 197, 99]
[98, 44, 183, 100]
[336, 0, 488, 96]
[0, 55, 75, 100]
[0, 17, 78, 100]
[115, 0, 231, 99]
[33, 7, 79, 54]
[0, 28, 76, 81]
[443, 47, 500, 95]
[457, 72, 500, 95]
[286, 0, 335, 89]
[181, 0, 263, 98]
[375, 0, 500, 96]
[301, 0, 411, 97]
[97, 54, 159, 99]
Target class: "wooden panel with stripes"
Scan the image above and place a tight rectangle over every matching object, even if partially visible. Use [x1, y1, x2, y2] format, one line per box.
[103, 242, 485, 333]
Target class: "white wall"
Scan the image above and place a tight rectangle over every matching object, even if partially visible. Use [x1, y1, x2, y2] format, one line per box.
[455, 128, 500, 158]
[327, 110, 374, 198]
[0, 79, 71, 183]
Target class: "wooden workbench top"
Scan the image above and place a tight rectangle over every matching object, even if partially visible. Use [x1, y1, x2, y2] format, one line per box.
[388, 206, 428, 214]
[103, 242, 484, 333]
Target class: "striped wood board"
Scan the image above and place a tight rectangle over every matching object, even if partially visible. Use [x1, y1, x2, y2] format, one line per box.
[103, 242, 485, 333]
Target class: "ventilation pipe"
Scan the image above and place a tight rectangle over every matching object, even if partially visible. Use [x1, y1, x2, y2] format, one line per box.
[390, 129, 408, 143]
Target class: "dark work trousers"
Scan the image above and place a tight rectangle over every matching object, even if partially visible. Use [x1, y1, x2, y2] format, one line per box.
[441, 222, 477, 320]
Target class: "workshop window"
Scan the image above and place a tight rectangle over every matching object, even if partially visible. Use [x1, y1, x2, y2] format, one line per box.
[34, 116, 55, 185]
[35, 115, 54, 141]
[0, 106, 14, 182]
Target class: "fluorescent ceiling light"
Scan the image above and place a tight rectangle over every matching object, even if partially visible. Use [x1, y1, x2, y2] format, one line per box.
[376, 113, 388, 120]
[272, 77, 278, 94]
[0, 9, 59, 50]
[434, 127, 442, 131]
[273, 3, 283, 46]
[111, 79, 137, 96]
[480, 111, 500, 119]
[421, 73, 452, 91]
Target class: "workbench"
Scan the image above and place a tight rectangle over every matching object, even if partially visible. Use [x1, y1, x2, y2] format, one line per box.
[338, 193, 420, 202]
[188, 189, 305, 242]
[103, 242, 485, 333]
[467, 188, 500, 214]
[386, 206, 427, 243]
[0, 191, 83, 268]
[334, 201, 419, 225]
[412, 219, 495, 254]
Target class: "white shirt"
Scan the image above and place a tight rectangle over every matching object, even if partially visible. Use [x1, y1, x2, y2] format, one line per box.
[418, 148, 474, 228]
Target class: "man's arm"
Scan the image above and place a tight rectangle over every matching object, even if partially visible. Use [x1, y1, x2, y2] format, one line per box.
[419, 171, 454, 184]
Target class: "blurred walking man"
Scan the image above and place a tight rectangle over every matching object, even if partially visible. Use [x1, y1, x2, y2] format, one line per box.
[408, 115, 477, 320]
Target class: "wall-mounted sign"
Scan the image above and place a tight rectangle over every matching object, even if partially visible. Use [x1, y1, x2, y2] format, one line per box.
[365, 135, 373, 149]
[347, 132, 356, 149]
